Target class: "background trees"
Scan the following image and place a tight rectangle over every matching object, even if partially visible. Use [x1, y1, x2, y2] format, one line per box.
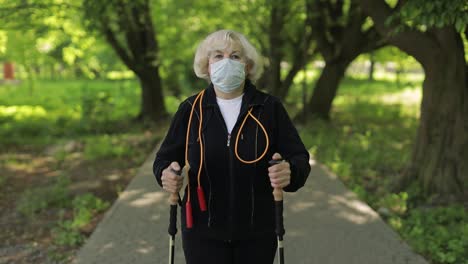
[1, 0, 466, 197]
[358, 0, 468, 197]
[1, 1, 467, 263]
[82, 0, 167, 121]
[303, 0, 384, 120]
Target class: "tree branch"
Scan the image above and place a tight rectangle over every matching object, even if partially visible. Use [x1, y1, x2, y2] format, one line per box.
[360, 27, 387, 54]
[357, 0, 440, 67]
[115, 0, 142, 67]
[306, 0, 334, 60]
[102, 23, 136, 72]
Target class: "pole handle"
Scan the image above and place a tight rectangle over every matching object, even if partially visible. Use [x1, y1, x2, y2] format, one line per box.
[168, 168, 182, 205]
[168, 168, 182, 237]
[273, 188, 283, 201]
[269, 159, 284, 202]
[269, 159, 286, 238]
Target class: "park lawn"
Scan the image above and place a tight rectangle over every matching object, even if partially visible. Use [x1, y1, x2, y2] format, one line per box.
[1, 77, 466, 264]
[297, 77, 468, 264]
[0, 79, 174, 263]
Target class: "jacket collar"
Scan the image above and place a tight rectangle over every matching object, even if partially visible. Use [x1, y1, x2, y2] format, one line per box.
[203, 79, 264, 109]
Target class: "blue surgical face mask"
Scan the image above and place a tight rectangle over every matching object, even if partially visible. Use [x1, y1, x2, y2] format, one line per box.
[210, 58, 246, 93]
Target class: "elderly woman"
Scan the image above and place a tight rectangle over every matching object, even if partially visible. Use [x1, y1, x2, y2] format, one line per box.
[153, 29, 310, 264]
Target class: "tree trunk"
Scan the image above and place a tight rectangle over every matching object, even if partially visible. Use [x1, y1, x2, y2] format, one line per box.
[401, 32, 468, 196]
[136, 67, 167, 121]
[278, 52, 311, 99]
[304, 60, 351, 120]
[302, 0, 384, 121]
[358, 0, 468, 197]
[87, 0, 168, 123]
[267, 1, 286, 98]
[368, 53, 375, 81]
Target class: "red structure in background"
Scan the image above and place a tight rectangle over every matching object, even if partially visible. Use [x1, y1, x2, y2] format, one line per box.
[4, 62, 14, 80]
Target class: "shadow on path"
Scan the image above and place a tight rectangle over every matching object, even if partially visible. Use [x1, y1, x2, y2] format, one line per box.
[72, 147, 427, 264]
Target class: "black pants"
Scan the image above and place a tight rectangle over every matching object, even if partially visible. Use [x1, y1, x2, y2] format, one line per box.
[182, 234, 277, 264]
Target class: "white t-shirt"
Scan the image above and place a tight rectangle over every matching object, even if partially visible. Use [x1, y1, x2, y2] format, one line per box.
[216, 94, 244, 134]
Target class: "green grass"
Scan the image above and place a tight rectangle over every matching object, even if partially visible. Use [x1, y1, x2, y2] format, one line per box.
[3, 76, 465, 264]
[0, 79, 181, 148]
[52, 193, 109, 247]
[298, 76, 418, 201]
[1, 78, 169, 261]
[298, 76, 467, 264]
[16, 175, 71, 217]
[49, 193, 110, 262]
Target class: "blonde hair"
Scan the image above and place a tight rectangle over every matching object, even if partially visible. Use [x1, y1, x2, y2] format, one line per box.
[193, 29, 263, 82]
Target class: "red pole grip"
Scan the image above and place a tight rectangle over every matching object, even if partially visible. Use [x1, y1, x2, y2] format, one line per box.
[197, 186, 207, 211]
[186, 201, 193, 228]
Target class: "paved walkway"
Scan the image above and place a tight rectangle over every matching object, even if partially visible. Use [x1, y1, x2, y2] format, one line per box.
[73, 146, 428, 264]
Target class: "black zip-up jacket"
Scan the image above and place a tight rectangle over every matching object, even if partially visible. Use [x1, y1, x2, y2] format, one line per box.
[153, 80, 311, 241]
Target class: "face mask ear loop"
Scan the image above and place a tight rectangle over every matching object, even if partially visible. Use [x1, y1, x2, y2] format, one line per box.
[234, 108, 269, 164]
[184, 90, 204, 228]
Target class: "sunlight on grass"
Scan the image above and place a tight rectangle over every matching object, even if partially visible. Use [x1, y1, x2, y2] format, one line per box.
[0, 105, 48, 120]
[299, 78, 421, 205]
[106, 70, 135, 80]
[377, 88, 422, 105]
[83, 134, 135, 160]
[297, 76, 468, 264]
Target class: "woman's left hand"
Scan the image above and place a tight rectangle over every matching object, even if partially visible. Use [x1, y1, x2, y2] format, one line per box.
[268, 153, 291, 189]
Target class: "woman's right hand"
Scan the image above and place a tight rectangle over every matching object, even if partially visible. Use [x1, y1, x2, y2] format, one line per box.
[161, 162, 184, 193]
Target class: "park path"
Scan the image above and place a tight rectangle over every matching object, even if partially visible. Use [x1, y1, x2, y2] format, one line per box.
[72, 145, 428, 264]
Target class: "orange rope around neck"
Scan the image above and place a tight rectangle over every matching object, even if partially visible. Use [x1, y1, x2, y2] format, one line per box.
[197, 91, 204, 187]
[184, 90, 205, 202]
[234, 108, 269, 164]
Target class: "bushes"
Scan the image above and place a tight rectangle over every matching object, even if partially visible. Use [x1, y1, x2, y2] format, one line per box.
[396, 205, 468, 264]
[0, 80, 141, 146]
[1, 79, 166, 262]
[16, 176, 71, 217]
[299, 77, 466, 264]
[84, 134, 134, 160]
[52, 193, 109, 247]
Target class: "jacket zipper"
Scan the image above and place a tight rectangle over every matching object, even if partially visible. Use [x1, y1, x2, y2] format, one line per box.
[227, 106, 252, 237]
[251, 110, 261, 228]
[217, 104, 258, 238]
[202, 133, 213, 227]
[213, 105, 235, 237]
[227, 135, 235, 238]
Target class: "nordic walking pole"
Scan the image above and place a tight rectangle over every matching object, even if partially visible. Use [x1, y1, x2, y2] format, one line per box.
[269, 159, 285, 264]
[168, 168, 181, 264]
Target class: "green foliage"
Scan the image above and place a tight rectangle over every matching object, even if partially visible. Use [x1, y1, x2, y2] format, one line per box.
[83, 134, 134, 160]
[80, 89, 115, 130]
[378, 192, 409, 215]
[52, 219, 84, 247]
[0, 80, 140, 146]
[16, 175, 71, 217]
[72, 193, 109, 225]
[299, 78, 418, 203]
[0, 0, 117, 79]
[0, 105, 51, 140]
[362, 46, 420, 70]
[393, 0, 468, 32]
[52, 193, 109, 247]
[298, 77, 468, 263]
[396, 205, 468, 264]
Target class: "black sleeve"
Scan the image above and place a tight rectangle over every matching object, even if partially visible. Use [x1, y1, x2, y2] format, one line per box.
[153, 100, 191, 187]
[274, 100, 311, 192]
